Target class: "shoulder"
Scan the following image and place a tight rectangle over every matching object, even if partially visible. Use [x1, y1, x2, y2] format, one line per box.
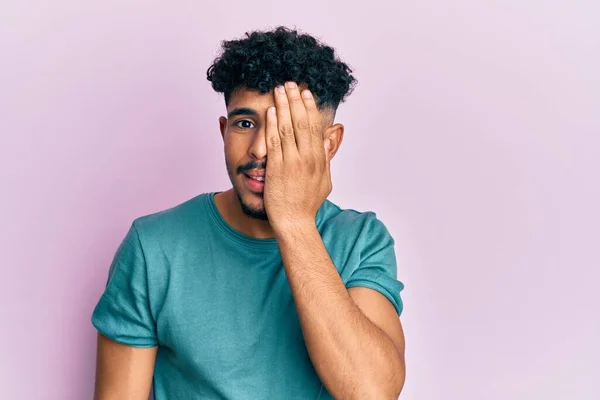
[131, 192, 212, 243]
[318, 199, 393, 244]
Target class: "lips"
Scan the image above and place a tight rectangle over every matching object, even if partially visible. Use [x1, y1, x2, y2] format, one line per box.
[244, 169, 265, 179]
[243, 171, 265, 192]
[245, 174, 265, 182]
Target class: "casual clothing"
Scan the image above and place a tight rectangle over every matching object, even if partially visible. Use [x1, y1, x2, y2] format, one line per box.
[92, 192, 404, 399]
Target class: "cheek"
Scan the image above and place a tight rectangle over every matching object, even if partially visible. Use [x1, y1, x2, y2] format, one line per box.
[223, 135, 248, 166]
[225, 134, 250, 156]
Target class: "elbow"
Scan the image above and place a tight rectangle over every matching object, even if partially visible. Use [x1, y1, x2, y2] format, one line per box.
[356, 380, 403, 400]
[388, 372, 406, 399]
[393, 359, 406, 397]
[352, 367, 404, 400]
[381, 370, 406, 400]
[368, 353, 406, 399]
[390, 352, 406, 398]
[387, 345, 406, 398]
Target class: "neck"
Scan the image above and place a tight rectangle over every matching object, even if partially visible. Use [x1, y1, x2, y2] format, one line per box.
[213, 189, 276, 239]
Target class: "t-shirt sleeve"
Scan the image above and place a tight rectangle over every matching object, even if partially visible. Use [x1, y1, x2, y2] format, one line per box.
[91, 221, 158, 347]
[345, 213, 405, 316]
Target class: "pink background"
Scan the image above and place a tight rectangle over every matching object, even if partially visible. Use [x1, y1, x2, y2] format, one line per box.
[1, 1, 599, 399]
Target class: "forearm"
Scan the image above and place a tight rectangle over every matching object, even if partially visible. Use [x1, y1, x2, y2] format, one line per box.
[275, 222, 404, 399]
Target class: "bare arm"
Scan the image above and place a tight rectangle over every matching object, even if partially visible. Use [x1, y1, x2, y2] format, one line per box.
[262, 82, 405, 398]
[94, 334, 158, 400]
[276, 223, 406, 400]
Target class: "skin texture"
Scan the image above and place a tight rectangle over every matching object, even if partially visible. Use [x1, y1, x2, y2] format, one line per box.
[219, 83, 405, 398]
[215, 84, 340, 238]
[93, 83, 405, 399]
[93, 334, 157, 400]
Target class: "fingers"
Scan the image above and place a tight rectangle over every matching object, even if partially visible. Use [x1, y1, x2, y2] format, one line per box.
[299, 88, 326, 158]
[273, 85, 298, 160]
[265, 106, 282, 165]
[271, 82, 325, 161]
[284, 82, 312, 153]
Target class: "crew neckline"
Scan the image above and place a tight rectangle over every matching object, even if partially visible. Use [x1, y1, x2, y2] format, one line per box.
[205, 192, 280, 251]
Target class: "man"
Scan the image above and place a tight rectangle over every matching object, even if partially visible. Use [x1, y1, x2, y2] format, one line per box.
[92, 26, 406, 399]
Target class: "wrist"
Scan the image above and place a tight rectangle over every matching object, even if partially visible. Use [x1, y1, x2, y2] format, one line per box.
[272, 218, 317, 239]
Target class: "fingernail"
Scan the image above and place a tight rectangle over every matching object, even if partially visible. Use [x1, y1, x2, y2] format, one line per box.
[286, 81, 297, 89]
[268, 107, 276, 116]
[276, 85, 285, 94]
[302, 90, 312, 99]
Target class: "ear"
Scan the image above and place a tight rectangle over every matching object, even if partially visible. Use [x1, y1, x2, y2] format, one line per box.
[219, 116, 227, 140]
[323, 123, 344, 160]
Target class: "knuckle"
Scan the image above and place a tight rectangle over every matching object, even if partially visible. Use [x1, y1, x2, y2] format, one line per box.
[310, 123, 322, 137]
[269, 136, 281, 149]
[280, 124, 294, 137]
[296, 118, 310, 130]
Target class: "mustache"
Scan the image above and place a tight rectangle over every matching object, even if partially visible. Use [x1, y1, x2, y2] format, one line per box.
[237, 161, 266, 174]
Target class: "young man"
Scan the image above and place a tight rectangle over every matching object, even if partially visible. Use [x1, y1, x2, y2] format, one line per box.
[92, 26, 406, 399]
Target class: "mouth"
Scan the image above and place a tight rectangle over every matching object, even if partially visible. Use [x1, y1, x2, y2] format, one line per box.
[243, 172, 265, 193]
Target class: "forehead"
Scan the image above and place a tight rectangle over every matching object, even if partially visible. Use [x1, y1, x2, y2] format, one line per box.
[227, 88, 275, 112]
[226, 86, 333, 124]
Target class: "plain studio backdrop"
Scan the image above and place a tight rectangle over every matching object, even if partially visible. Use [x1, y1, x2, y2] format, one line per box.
[1, 1, 598, 399]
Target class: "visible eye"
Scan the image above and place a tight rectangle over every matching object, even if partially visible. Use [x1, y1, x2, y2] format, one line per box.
[234, 120, 255, 129]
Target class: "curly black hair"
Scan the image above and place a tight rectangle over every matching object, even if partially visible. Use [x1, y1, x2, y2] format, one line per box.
[206, 26, 357, 110]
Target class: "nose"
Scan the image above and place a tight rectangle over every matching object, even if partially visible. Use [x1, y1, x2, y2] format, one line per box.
[248, 126, 267, 160]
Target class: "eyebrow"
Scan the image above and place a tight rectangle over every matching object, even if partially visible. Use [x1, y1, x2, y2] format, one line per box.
[227, 107, 258, 119]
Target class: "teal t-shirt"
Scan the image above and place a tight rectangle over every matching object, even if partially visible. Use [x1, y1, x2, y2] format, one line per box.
[91, 192, 404, 399]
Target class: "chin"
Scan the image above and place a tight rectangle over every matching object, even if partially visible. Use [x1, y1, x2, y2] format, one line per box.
[235, 187, 268, 221]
